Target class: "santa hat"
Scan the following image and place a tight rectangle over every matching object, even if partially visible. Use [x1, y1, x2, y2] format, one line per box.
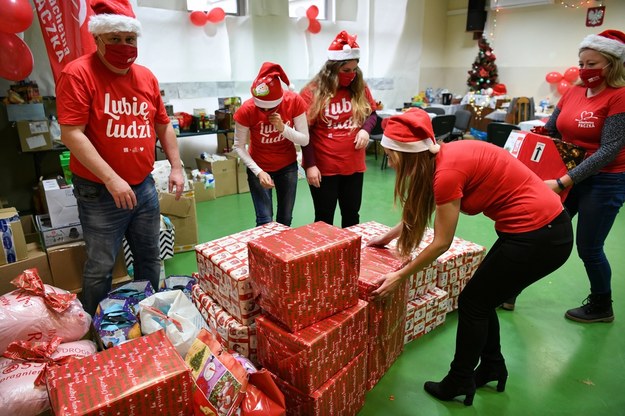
[381, 109, 440, 154]
[251, 62, 290, 109]
[89, 0, 142, 35]
[493, 83, 507, 96]
[327, 31, 360, 61]
[579, 29, 625, 62]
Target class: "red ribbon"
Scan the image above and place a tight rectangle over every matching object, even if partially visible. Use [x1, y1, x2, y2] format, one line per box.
[10, 268, 76, 313]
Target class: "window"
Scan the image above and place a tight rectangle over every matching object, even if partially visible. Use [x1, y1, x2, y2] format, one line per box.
[288, 0, 328, 20]
[186, 0, 245, 15]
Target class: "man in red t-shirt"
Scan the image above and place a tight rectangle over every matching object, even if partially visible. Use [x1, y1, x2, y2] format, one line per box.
[55, 0, 184, 315]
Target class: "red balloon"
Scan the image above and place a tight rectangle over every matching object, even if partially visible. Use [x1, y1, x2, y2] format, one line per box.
[0, 32, 33, 81]
[563, 66, 579, 83]
[0, 0, 33, 34]
[545, 71, 563, 84]
[189, 11, 208, 26]
[306, 5, 319, 19]
[307, 18, 321, 34]
[207, 7, 226, 23]
[557, 80, 571, 95]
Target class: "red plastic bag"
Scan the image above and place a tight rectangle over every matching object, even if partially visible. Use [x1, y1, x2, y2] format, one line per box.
[241, 369, 286, 416]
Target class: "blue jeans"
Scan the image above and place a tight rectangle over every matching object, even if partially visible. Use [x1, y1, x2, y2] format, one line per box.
[247, 162, 298, 226]
[73, 174, 161, 315]
[564, 172, 625, 294]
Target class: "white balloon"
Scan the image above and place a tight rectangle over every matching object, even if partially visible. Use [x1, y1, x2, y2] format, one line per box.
[295, 6, 306, 17]
[296, 16, 309, 31]
[204, 22, 217, 37]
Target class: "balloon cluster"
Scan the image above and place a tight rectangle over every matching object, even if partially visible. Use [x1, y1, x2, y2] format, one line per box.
[0, 0, 35, 81]
[189, 8, 226, 36]
[545, 66, 579, 96]
[295, 6, 321, 34]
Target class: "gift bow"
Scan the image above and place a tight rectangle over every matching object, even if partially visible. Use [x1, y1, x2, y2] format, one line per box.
[2, 336, 75, 386]
[10, 268, 76, 313]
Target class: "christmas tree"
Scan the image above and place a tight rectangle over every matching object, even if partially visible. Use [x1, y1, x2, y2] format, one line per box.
[467, 37, 498, 92]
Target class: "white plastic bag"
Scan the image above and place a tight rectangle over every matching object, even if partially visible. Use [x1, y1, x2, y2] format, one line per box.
[139, 290, 206, 356]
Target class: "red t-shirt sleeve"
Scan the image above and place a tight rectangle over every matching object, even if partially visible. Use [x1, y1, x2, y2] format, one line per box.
[56, 70, 92, 126]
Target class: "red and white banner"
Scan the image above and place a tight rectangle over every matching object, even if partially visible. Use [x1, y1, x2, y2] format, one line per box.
[34, 0, 96, 83]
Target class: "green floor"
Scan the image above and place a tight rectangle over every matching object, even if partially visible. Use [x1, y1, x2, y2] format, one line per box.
[165, 153, 625, 416]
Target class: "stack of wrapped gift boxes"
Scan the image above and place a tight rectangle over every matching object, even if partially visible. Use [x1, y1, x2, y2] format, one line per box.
[192, 222, 290, 362]
[248, 222, 370, 415]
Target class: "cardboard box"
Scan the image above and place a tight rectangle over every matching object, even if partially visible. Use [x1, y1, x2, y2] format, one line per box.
[217, 131, 234, 153]
[41, 179, 79, 228]
[16, 120, 53, 152]
[0, 242, 53, 295]
[46, 330, 195, 416]
[35, 214, 83, 248]
[6, 103, 46, 121]
[193, 180, 216, 202]
[46, 242, 128, 292]
[196, 156, 237, 198]
[20, 214, 39, 244]
[0, 207, 28, 265]
[159, 191, 198, 252]
[236, 157, 250, 194]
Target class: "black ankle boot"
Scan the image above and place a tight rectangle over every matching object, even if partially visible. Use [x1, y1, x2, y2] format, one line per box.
[475, 362, 508, 392]
[500, 296, 517, 311]
[424, 375, 476, 406]
[565, 293, 614, 323]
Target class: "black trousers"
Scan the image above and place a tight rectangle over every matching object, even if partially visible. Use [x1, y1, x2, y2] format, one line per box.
[449, 210, 573, 379]
[308, 173, 363, 228]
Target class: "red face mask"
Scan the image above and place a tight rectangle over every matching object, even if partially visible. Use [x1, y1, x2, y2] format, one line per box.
[100, 41, 138, 69]
[338, 71, 356, 87]
[579, 66, 607, 88]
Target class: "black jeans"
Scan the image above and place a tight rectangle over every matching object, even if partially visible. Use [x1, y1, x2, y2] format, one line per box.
[449, 210, 573, 379]
[308, 172, 363, 228]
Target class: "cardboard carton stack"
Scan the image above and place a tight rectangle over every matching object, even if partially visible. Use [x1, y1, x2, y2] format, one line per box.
[248, 222, 367, 415]
[192, 222, 291, 362]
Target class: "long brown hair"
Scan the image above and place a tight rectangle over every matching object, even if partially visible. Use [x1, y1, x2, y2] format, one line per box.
[386, 149, 437, 258]
[302, 59, 372, 127]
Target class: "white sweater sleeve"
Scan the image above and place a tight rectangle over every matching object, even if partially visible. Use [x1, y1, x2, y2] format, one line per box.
[280, 113, 310, 146]
[233, 122, 262, 176]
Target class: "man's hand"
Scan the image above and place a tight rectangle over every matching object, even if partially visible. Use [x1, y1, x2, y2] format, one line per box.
[169, 166, 186, 200]
[105, 176, 136, 209]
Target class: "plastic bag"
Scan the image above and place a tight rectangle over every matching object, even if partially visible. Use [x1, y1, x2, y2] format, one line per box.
[139, 290, 205, 357]
[0, 269, 91, 354]
[241, 369, 286, 416]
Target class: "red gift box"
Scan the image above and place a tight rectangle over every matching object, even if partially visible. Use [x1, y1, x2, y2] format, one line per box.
[46, 330, 194, 416]
[357, 246, 407, 390]
[248, 222, 361, 332]
[273, 350, 367, 416]
[191, 284, 258, 363]
[504, 130, 572, 201]
[194, 222, 290, 325]
[256, 299, 368, 395]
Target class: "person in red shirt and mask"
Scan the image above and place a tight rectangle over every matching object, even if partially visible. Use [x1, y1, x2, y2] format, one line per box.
[369, 109, 572, 406]
[233, 62, 309, 227]
[300, 31, 378, 228]
[532, 30, 625, 323]
[55, 0, 184, 315]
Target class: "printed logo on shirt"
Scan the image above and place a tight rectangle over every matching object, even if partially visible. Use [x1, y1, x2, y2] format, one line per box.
[575, 111, 598, 129]
[103, 93, 152, 140]
[324, 97, 355, 130]
[258, 120, 292, 144]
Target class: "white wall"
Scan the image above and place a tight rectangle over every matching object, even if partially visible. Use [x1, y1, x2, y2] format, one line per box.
[3, 0, 625, 111]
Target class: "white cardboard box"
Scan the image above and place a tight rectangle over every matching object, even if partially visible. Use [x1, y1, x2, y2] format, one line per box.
[41, 178, 79, 228]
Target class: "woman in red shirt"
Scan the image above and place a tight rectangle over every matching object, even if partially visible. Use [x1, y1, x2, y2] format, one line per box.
[543, 30, 625, 323]
[369, 109, 573, 405]
[233, 62, 309, 227]
[300, 31, 377, 228]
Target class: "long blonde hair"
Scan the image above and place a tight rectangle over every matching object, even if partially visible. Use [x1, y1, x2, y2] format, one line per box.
[302, 60, 372, 127]
[386, 149, 437, 258]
